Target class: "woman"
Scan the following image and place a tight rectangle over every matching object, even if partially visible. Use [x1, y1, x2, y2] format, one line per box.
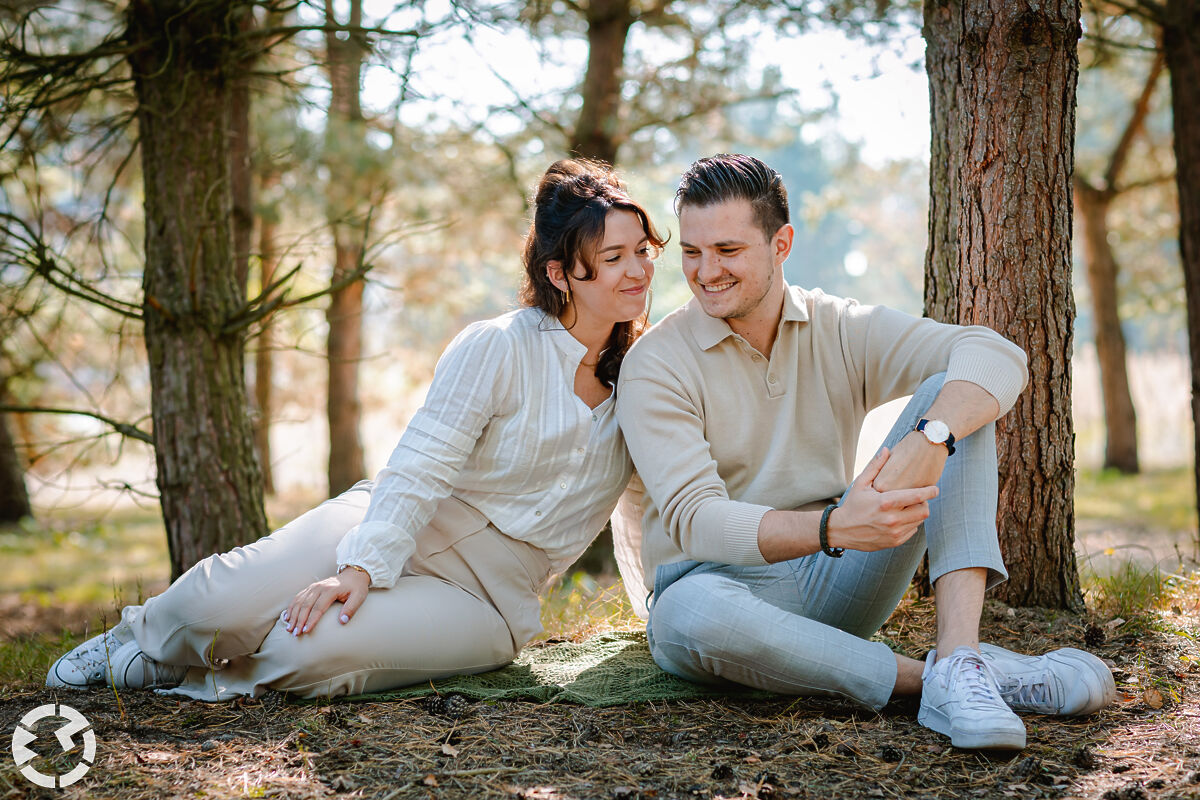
[47, 159, 662, 700]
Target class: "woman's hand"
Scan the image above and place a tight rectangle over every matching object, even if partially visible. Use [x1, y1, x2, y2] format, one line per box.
[283, 567, 371, 637]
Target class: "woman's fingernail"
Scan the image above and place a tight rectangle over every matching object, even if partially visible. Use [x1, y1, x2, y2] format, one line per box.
[340, 614, 349, 624]
[292, 628, 299, 637]
[282, 611, 289, 621]
[303, 625, 310, 633]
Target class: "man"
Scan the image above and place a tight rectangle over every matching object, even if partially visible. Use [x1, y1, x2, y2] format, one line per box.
[615, 154, 1114, 750]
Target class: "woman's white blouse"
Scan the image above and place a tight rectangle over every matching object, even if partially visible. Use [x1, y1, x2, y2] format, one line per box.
[335, 307, 633, 589]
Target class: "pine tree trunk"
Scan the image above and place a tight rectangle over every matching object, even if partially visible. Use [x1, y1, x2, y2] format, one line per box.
[569, 0, 633, 165]
[0, 411, 31, 524]
[1074, 181, 1139, 473]
[127, 0, 268, 579]
[323, 0, 368, 497]
[923, 0, 1083, 609]
[326, 249, 365, 496]
[231, 10, 254, 293]
[1163, 0, 1200, 534]
[254, 173, 280, 495]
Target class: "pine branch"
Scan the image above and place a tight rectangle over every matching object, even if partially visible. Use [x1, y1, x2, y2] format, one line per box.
[0, 406, 153, 445]
[1104, 51, 1165, 190]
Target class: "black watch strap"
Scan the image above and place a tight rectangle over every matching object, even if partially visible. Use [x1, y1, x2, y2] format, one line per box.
[819, 504, 844, 558]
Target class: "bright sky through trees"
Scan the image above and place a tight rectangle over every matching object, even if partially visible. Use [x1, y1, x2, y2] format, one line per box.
[350, 0, 930, 165]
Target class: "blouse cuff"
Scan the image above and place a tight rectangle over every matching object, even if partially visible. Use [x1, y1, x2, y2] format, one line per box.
[336, 522, 412, 590]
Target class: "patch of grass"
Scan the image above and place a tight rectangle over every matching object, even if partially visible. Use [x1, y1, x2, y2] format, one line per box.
[1075, 466, 1197, 534]
[538, 570, 641, 641]
[0, 630, 80, 694]
[1082, 557, 1168, 621]
[0, 507, 168, 607]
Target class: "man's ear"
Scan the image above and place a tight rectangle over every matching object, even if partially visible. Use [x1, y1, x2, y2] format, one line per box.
[772, 223, 795, 266]
[546, 259, 568, 292]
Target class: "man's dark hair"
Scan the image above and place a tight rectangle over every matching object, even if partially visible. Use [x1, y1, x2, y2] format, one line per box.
[674, 153, 789, 241]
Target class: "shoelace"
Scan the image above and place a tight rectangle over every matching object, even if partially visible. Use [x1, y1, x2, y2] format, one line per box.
[944, 650, 1009, 710]
[997, 674, 1058, 712]
[65, 632, 119, 675]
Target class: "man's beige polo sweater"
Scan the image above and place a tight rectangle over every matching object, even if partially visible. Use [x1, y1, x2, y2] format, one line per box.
[615, 284, 1029, 594]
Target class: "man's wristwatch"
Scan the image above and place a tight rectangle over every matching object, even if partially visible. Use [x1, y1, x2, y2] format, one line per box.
[916, 418, 956, 456]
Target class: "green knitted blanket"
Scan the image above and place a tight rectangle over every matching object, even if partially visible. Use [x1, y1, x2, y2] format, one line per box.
[323, 631, 775, 707]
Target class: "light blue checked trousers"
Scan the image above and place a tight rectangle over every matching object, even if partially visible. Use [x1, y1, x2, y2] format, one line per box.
[645, 374, 1008, 711]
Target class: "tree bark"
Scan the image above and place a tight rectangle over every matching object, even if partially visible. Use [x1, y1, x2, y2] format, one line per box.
[254, 172, 280, 495]
[923, 0, 1083, 609]
[231, 10, 254, 293]
[569, 0, 634, 165]
[0, 413, 31, 524]
[1163, 0, 1200, 534]
[323, 0, 368, 497]
[127, 0, 268, 579]
[1074, 181, 1139, 472]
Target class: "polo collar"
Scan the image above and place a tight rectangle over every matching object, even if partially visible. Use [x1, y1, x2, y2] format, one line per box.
[685, 283, 811, 351]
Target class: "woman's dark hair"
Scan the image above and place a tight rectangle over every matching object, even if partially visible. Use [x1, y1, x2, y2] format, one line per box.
[519, 158, 665, 387]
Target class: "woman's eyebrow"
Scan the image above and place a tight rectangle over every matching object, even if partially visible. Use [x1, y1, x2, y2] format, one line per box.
[598, 236, 648, 253]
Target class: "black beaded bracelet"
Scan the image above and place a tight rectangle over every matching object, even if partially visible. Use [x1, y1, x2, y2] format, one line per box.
[819, 504, 844, 558]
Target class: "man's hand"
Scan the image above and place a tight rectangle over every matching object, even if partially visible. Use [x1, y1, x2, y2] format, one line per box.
[873, 429, 949, 493]
[283, 568, 370, 637]
[827, 447, 938, 552]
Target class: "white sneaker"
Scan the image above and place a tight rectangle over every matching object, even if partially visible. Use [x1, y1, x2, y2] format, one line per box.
[107, 640, 188, 690]
[979, 643, 1116, 716]
[919, 646, 1027, 750]
[46, 619, 136, 689]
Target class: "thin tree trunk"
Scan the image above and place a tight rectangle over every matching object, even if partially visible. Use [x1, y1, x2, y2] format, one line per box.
[323, 0, 367, 497]
[0, 398, 31, 523]
[1074, 181, 1139, 473]
[1071, 53, 1162, 474]
[254, 172, 280, 495]
[128, 0, 268, 579]
[569, 0, 633, 165]
[1163, 0, 1200, 538]
[923, 0, 1083, 609]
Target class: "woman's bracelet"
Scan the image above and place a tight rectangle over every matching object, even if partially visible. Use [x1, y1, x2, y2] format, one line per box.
[338, 563, 372, 585]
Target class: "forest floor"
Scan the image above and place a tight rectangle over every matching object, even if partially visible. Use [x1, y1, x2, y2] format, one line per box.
[2, 469, 1200, 800]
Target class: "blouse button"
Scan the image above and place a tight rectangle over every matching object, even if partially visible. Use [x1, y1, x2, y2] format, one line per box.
[559, 482, 567, 489]
[535, 510, 542, 516]
[768, 374, 778, 384]
[577, 448, 585, 455]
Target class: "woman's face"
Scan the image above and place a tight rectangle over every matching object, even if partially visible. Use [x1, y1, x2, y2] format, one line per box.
[563, 209, 655, 328]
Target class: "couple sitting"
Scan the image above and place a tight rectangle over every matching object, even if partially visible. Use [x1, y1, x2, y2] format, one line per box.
[48, 154, 1114, 751]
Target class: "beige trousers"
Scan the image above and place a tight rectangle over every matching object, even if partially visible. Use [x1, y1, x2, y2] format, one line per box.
[122, 482, 552, 701]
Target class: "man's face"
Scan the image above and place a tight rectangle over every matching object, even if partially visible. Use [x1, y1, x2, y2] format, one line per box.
[678, 199, 789, 322]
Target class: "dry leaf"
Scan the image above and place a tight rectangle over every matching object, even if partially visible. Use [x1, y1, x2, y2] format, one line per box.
[744, 755, 761, 763]
[441, 743, 460, 757]
[1143, 688, 1164, 709]
[423, 775, 439, 787]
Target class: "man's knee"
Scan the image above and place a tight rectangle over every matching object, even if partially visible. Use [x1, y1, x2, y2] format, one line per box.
[648, 575, 743, 681]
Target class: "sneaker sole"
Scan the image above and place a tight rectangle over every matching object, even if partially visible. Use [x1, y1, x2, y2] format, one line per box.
[918, 705, 1027, 750]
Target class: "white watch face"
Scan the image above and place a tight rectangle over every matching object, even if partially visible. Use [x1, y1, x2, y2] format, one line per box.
[923, 419, 950, 443]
